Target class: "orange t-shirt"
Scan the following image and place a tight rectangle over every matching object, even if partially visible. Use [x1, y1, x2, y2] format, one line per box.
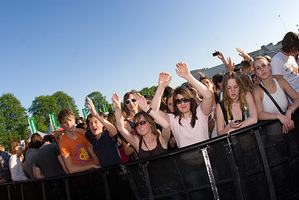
[59, 133, 94, 165]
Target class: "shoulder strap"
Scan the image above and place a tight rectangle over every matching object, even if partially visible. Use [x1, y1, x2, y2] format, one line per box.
[219, 101, 229, 125]
[259, 83, 284, 114]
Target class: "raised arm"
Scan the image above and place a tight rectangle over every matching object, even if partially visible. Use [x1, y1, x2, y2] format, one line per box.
[175, 62, 213, 116]
[86, 97, 118, 137]
[133, 93, 170, 130]
[111, 93, 139, 151]
[151, 73, 171, 120]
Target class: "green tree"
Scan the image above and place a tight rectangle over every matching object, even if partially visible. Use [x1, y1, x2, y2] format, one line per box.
[0, 93, 29, 149]
[86, 91, 110, 113]
[52, 91, 79, 117]
[28, 95, 60, 132]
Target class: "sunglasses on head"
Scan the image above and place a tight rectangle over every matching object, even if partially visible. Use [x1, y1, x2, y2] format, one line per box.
[175, 97, 190, 105]
[125, 98, 136, 105]
[134, 120, 147, 128]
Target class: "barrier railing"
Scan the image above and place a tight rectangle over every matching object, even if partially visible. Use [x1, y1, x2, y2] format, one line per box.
[1, 111, 299, 200]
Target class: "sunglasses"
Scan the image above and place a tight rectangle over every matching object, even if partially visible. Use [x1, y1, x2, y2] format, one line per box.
[175, 97, 190, 105]
[125, 98, 136, 105]
[134, 120, 147, 128]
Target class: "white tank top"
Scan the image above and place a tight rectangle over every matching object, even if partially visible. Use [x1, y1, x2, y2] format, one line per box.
[262, 79, 288, 113]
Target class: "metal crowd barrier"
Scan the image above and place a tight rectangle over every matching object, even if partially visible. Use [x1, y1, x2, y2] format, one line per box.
[1, 111, 299, 200]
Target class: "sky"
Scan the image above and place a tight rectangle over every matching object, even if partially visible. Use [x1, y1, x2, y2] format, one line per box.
[1, 0, 299, 117]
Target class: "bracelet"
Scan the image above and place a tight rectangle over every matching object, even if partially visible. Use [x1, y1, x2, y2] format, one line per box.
[146, 107, 152, 114]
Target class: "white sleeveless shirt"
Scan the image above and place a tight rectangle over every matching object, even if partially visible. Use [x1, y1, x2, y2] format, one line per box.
[262, 79, 288, 113]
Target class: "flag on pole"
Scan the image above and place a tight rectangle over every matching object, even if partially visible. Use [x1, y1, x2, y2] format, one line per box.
[28, 118, 38, 134]
[82, 108, 88, 120]
[49, 114, 59, 131]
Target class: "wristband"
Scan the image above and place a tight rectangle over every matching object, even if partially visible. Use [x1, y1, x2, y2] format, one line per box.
[147, 107, 152, 114]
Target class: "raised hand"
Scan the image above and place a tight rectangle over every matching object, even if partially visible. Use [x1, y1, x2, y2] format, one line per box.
[236, 47, 251, 61]
[111, 93, 121, 110]
[216, 51, 225, 61]
[175, 62, 191, 80]
[132, 93, 149, 112]
[226, 57, 235, 73]
[86, 97, 97, 116]
[158, 72, 172, 88]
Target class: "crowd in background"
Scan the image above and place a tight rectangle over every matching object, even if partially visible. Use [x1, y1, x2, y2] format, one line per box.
[1, 31, 299, 183]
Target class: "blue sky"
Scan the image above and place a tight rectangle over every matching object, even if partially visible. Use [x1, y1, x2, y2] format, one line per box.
[1, 0, 298, 116]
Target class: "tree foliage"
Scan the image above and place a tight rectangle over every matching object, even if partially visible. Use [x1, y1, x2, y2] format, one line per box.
[0, 93, 29, 149]
[52, 91, 79, 117]
[28, 91, 79, 132]
[86, 91, 110, 113]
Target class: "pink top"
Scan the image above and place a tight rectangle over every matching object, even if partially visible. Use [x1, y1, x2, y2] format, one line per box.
[168, 105, 209, 148]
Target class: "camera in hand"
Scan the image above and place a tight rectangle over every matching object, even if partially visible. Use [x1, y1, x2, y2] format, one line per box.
[212, 51, 220, 57]
[235, 119, 242, 123]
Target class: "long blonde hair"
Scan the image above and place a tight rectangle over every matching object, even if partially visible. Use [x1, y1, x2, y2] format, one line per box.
[222, 72, 249, 115]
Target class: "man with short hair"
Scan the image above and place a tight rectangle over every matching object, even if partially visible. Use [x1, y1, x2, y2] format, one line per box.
[271, 32, 299, 94]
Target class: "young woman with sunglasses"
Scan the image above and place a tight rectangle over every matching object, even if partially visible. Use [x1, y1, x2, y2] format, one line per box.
[112, 93, 171, 159]
[121, 92, 139, 161]
[253, 56, 299, 134]
[151, 62, 213, 148]
[216, 72, 258, 135]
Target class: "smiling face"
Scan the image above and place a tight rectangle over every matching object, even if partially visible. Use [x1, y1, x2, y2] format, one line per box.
[226, 78, 240, 101]
[124, 94, 138, 114]
[88, 116, 103, 136]
[134, 115, 151, 136]
[175, 94, 191, 114]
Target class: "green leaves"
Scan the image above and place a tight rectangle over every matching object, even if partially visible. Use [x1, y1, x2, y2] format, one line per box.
[0, 93, 29, 149]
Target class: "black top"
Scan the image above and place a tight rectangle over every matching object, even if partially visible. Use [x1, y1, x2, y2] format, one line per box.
[85, 130, 122, 168]
[138, 135, 167, 160]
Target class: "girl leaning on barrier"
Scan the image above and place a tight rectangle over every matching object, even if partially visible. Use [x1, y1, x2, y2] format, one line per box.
[216, 72, 258, 135]
[253, 56, 299, 134]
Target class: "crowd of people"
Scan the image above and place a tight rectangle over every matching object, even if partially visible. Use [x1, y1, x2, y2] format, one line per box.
[1, 31, 299, 183]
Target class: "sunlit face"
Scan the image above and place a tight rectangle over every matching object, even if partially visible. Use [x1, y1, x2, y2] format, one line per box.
[125, 94, 138, 113]
[88, 116, 103, 136]
[61, 117, 75, 133]
[226, 78, 240, 101]
[167, 97, 174, 113]
[175, 94, 191, 114]
[254, 59, 271, 80]
[134, 115, 151, 136]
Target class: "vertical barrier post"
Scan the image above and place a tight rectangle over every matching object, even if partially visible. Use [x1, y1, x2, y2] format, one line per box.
[201, 147, 219, 200]
[253, 130, 276, 200]
[120, 165, 142, 200]
[140, 162, 154, 200]
[101, 172, 111, 200]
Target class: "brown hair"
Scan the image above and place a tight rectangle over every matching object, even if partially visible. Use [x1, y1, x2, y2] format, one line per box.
[133, 111, 159, 137]
[281, 32, 299, 53]
[58, 109, 75, 124]
[173, 86, 198, 128]
[29, 134, 43, 149]
[9, 140, 21, 154]
[222, 72, 249, 115]
[253, 56, 270, 67]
